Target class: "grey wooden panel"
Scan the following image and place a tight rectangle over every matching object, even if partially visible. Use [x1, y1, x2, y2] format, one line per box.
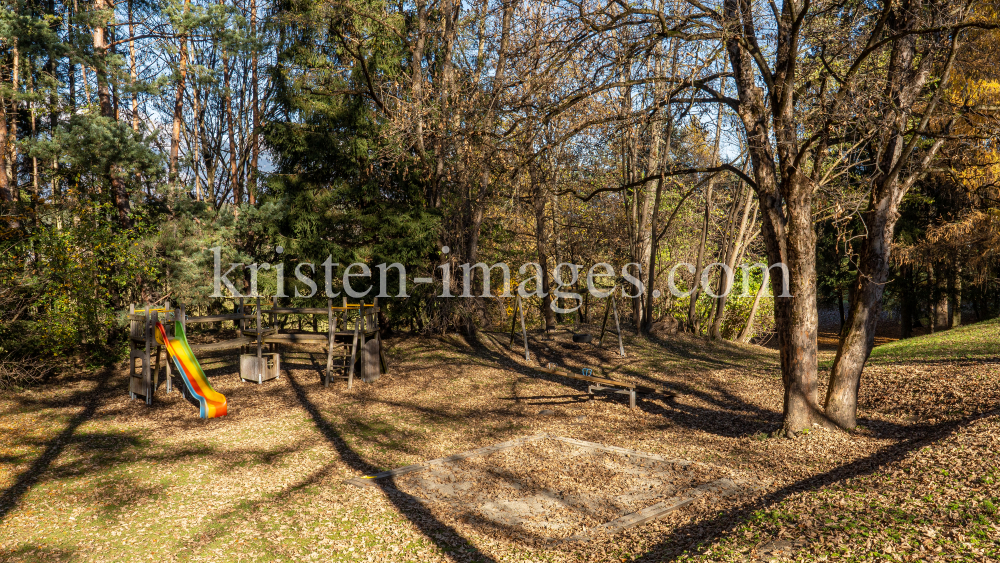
[360, 338, 380, 382]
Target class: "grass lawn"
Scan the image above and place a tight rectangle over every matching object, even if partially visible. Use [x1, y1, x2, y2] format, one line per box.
[1, 321, 998, 562]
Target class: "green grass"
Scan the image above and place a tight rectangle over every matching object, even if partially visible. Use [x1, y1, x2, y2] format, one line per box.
[2, 324, 996, 562]
[868, 317, 1000, 364]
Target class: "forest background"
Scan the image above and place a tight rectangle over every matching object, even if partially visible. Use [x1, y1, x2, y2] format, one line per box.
[2, 0, 999, 433]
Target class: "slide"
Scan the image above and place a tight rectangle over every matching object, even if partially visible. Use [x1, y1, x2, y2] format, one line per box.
[155, 321, 228, 419]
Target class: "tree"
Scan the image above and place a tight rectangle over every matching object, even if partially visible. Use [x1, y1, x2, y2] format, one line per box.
[569, 0, 999, 432]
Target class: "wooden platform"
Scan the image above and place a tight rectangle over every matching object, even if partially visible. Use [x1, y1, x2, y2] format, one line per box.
[263, 332, 330, 343]
[241, 327, 278, 337]
[188, 337, 253, 353]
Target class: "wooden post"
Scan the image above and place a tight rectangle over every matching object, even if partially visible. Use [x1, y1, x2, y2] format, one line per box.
[152, 305, 161, 394]
[179, 303, 186, 336]
[144, 310, 154, 404]
[256, 295, 262, 361]
[514, 294, 529, 361]
[325, 298, 334, 387]
[163, 301, 172, 384]
[237, 297, 245, 354]
[270, 295, 276, 348]
[347, 313, 359, 390]
[612, 296, 624, 357]
[375, 297, 386, 375]
[128, 304, 136, 400]
[599, 296, 612, 347]
[141, 304, 149, 400]
[509, 295, 519, 347]
[359, 301, 367, 381]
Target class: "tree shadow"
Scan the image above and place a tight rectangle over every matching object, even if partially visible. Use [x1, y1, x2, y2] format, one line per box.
[282, 359, 502, 562]
[0, 368, 112, 523]
[0, 544, 77, 560]
[468, 330, 785, 439]
[631, 408, 1000, 561]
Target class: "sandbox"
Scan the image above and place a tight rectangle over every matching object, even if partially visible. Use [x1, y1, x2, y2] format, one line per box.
[347, 434, 742, 544]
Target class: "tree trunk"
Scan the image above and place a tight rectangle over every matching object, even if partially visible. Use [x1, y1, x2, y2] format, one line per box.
[533, 185, 555, 332]
[688, 101, 723, 333]
[223, 50, 240, 204]
[0, 101, 10, 203]
[950, 261, 961, 327]
[92, 4, 114, 118]
[192, 62, 202, 202]
[129, 0, 138, 131]
[776, 181, 823, 435]
[249, 0, 259, 205]
[29, 64, 39, 198]
[737, 270, 769, 343]
[711, 180, 754, 339]
[7, 39, 19, 205]
[838, 289, 846, 333]
[69, 0, 76, 109]
[824, 7, 958, 429]
[687, 177, 714, 332]
[935, 264, 949, 330]
[644, 176, 665, 331]
[722, 0, 825, 434]
[825, 200, 894, 429]
[92, 0, 131, 225]
[169, 0, 191, 184]
[639, 43, 678, 334]
[900, 265, 913, 338]
[972, 285, 982, 321]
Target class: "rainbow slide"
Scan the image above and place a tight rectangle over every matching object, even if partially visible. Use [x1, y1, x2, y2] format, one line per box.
[155, 321, 227, 419]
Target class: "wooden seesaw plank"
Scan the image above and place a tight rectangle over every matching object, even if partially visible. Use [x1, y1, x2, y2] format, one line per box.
[535, 366, 668, 396]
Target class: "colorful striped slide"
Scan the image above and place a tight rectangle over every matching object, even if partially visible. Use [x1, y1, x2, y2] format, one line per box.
[155, 321, 228, 419]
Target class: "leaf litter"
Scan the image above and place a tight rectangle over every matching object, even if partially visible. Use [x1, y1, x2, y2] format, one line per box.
[0, 322, 997, 562]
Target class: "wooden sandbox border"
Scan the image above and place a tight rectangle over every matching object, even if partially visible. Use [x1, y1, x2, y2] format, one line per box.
[344, 433, 742, 541]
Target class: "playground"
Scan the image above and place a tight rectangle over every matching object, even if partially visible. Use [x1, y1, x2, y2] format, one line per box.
[1, 319, 999, 561]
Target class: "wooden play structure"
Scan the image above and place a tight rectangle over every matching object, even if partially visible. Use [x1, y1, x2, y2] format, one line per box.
[262, 297, 386, 389]
[127, 297, 386, 409]
[128, 303, 174, 403]
[508, 294, 624, 359]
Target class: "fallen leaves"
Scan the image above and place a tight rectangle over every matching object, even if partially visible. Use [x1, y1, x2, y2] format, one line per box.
[0, 322, 998, 562]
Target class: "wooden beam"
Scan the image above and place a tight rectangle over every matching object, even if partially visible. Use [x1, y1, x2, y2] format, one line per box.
[188, 337, 253, 352]
[183, 314, 251, 323]
[264, 307, 329, 315]
[599, 296, 611, 347]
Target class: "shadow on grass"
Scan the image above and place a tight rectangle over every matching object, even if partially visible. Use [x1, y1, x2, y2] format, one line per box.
[0, 368, 112, 523]
[283, 364, 502, 563]
[633, 408, 1000, 562]
[470, 330, 784, 439]
[0, 544, 77, 560]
